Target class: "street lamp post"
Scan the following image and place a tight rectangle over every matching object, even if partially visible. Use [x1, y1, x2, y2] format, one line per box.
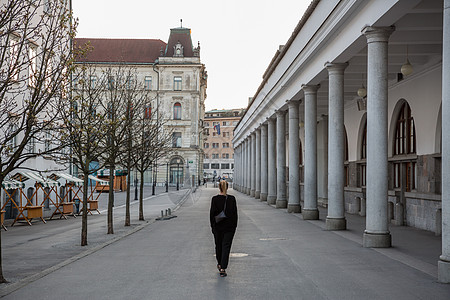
[152, 161, 156, 195]
[134, 169, 138, 200]
[177, 160, 180, 191]
[166, 162, 169, 192]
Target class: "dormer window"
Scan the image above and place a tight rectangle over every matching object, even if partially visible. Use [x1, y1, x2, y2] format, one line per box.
[174, 41, 184, 57]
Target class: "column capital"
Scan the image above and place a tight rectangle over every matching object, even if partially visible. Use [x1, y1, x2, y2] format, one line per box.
[362, 26, 395, 43]
[302, 84, 320, 94]
[287, 99, 300, 109]
[276, 109, 287, 117]
[324, 62, 348, 73]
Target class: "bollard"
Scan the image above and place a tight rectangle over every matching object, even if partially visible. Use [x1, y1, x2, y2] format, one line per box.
[165, 209, 168, 217]
[168, 208, 171, 216]
[161, 210, 164, 219]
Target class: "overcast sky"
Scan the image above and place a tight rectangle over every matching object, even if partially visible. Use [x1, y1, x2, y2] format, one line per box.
[72, 0, 311, 111]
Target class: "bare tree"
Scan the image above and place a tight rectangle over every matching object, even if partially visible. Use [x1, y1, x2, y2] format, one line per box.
[61, 61, 107, 246]
[100, 66, 133, 234]
[0, 0, 75, 283]
[134, 107, 173, 221]
[119, 74, 147, 227]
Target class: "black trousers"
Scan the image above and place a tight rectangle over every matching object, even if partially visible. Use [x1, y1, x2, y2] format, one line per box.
[213, 230, 235, 269]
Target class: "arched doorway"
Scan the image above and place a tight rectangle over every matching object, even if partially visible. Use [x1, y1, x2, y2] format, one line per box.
[169, 157, 184, 187]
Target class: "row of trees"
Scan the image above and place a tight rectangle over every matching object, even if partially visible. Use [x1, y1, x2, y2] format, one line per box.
[67, 62, 173, 245]
[0, 0, 173, 283]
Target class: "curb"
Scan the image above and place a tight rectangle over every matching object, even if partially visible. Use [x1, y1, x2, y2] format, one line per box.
[0, 189, 193, 298]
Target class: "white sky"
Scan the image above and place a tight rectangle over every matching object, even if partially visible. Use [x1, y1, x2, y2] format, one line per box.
[72, 0, 311, 111]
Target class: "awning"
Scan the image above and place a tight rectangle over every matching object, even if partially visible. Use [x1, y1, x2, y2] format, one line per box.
[97, 169, 128, 176]
[1, 179, 25, 189]
[49, 173, 84, 187]
[12, 171, 61, 188]
[88, 175, 109, 186]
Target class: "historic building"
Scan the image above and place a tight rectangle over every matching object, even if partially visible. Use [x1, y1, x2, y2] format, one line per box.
[232, 0, 450, 282]
[74, 26, 207, 187]
[203, 109, 245, 181]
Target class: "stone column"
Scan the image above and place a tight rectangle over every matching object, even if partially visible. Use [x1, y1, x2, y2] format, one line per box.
[362, 26, 394, 247]
[250, 133, 256, 197]
[237, 145, 242, 191]
[267, 117, 277, 205]
[255, 128, 261, 199]
[302, 84, 320, 219]
[246, 136, 252, 195]
[260, 124, 268, 201]
[439, 0, 450, 283]
[318, 115, 328, 205]
[243, 139, 248, 194]
[276, 110, 287, 208]
[288, 100, 301, 213]
[234, 146, 238, 190]
[325, 62, 348, 230]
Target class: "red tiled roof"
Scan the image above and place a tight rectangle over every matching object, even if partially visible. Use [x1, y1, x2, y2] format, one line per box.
[164, 28, 195, 57]
[74, 38, 166, 63]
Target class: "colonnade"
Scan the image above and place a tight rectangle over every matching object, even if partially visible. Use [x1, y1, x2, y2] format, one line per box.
[233, 20, 450, 282]
[234, 26, 400, 244]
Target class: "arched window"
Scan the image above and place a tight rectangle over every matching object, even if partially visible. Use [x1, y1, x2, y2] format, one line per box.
[173, 102, 181, 120]
[344, 129, 349, 186]
[393, 101, 416, 191]
[361, 122, 367, 159]
[394, 102, 416, 155]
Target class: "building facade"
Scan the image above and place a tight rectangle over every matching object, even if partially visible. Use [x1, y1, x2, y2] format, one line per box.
[74, 26, 207, 187]
[203, 109, 245, 181]
[233, 0, 450, 282]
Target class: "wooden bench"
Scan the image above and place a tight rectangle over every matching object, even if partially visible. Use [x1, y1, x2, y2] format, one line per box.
[1, 210, 6, 231]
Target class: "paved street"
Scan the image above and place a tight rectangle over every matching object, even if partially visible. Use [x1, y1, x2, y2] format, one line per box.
[0, 186, 191, 289]
[2, 186, 450, 299]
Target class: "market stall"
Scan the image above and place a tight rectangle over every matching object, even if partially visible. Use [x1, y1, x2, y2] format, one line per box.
[96, 169, 128, 192]
[48, 172, 83, 219]
[81, 175, 110, 215]
[1, 179, 25, 228]
[1, 175, 50, 226]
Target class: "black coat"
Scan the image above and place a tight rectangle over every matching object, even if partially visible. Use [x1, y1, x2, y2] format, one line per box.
[210, 194, 238, 232]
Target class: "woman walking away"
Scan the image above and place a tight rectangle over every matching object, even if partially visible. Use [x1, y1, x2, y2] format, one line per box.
[210, 180, 238, 277]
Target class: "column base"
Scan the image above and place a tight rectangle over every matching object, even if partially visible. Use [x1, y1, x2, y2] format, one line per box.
[438, 260, 450, 283]
[260, 193, 267, 201]
[267, 195, 276, 205]
[287, 204, 301, 213]
[302, 209, 319, 220]
[246, 188, 251, 195]
[326, 217, 346, 230]
[250, 190, 255, 197]
[276, 199, 287, 209]
[363, 232, 391, 248]
[255, 191, 260, 199]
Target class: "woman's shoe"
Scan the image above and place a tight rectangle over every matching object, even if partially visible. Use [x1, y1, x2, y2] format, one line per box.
[219, 269, 227, 277]
[217, 264, 221, 271]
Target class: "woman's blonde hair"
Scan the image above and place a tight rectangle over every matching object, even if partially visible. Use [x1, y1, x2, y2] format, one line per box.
[219, 180, 228, 195]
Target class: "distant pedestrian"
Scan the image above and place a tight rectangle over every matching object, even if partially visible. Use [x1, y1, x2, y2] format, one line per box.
[210, 180, 238, 277]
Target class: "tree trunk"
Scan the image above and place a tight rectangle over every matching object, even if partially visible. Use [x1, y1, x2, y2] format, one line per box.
[108, 165, 114, 234]
[81, 173, 89, 246]
[0, 187, 8, 283]
[139, 170, 144, 221]
[125, 166, 131, 226]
